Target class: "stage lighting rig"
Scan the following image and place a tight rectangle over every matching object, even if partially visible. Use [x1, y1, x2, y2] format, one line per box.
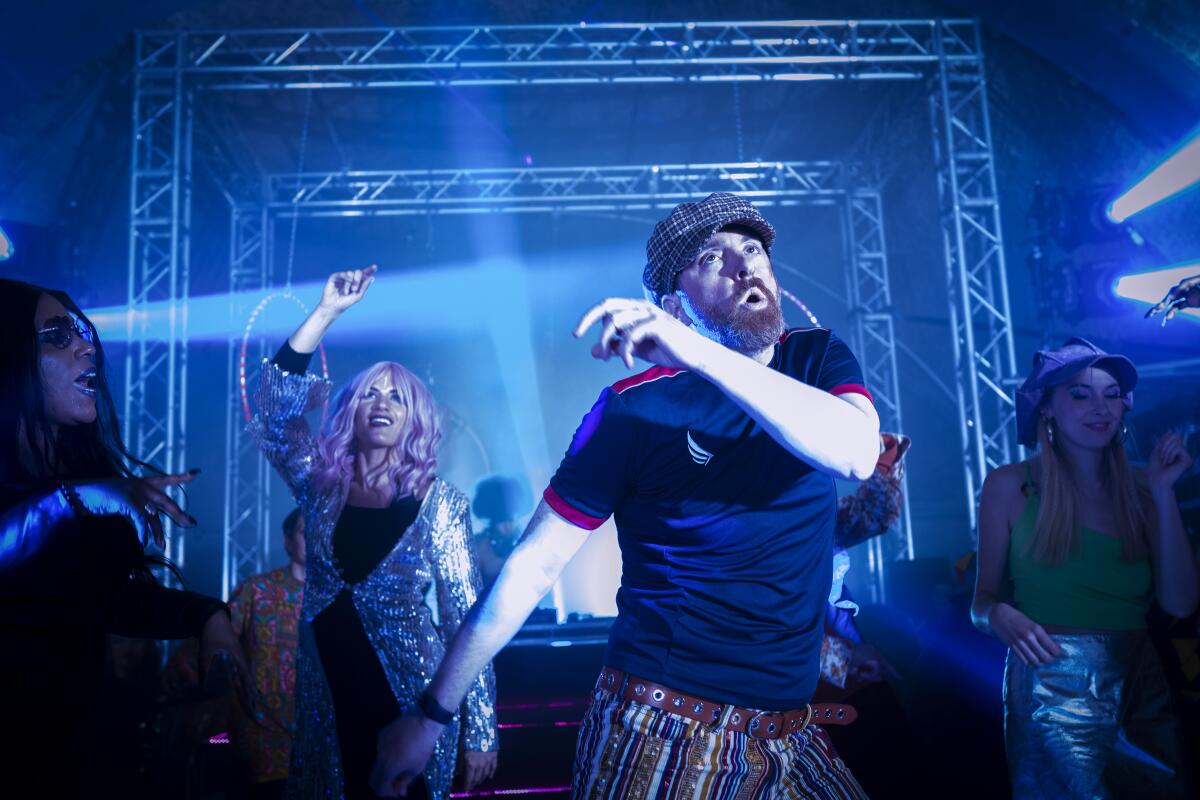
[1027, 183, 1162, 329]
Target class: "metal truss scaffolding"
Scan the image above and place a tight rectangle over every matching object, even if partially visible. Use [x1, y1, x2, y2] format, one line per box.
[127, 18, 1011, 597]
[930, 23, 1020, 527]
[137, 20, 983, 88]
[267, 162, 848, 216]
[845, 190, 912, 599]
[221, 205, 272, 599]
[219, 161, 907, 597]
[127, 35, 192, 579]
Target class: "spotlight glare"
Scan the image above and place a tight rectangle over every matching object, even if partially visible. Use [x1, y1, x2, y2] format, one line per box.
[0, 223, 12, 260]
[1108, 130, 1200, 223]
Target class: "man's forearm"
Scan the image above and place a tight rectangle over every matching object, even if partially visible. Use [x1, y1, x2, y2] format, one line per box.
[424, 588, 537, 712]
[424, 502, 587, 711]
[693, 343, 880, 479]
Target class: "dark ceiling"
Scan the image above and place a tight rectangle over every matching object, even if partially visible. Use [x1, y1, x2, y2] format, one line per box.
[2, 0, 1198, 141]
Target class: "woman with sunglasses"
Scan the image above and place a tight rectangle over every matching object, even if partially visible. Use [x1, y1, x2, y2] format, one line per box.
[0, 278, 253, 795]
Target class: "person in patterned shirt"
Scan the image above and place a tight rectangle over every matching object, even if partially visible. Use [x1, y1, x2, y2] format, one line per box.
[229, 508, 306, 800]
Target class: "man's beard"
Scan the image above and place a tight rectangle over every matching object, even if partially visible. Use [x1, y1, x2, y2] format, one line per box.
[686, 278, 786, 355]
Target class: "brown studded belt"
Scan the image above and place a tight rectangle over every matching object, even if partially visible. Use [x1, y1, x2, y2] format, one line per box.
[596, 667, 856, 740]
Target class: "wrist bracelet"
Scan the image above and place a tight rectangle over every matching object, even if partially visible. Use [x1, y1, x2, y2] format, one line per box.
[417, 689, 455, 725]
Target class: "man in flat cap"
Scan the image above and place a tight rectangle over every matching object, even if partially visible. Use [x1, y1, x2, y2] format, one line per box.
[372, 193, 879, 798]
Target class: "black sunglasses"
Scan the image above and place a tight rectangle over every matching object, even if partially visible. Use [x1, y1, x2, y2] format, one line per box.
[36, 312, 96, 349]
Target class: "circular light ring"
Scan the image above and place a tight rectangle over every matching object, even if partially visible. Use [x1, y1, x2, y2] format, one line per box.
[239, 291, 330, 422]
[779, 287, 820, 327]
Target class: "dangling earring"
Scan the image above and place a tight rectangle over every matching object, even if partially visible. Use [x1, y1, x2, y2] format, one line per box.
[1117, 422, 1128, 445]
[1045, 418, 1056, 448]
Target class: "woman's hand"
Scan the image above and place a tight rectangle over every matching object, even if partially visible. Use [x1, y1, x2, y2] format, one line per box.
[460, 750, 498, 791]
[1147, 431, 1194, 493]
[317, 265, 378, 315]
[288, 265, 378, 354]
[198, 610, 256, 713]
[69, 470, 199, 549]
[988, 602, 1063, 665]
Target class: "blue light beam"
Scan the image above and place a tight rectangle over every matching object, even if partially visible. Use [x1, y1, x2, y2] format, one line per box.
[1114, 261, 1200, 322]
[85, 262, 506, 343]
[1107, 128, 1200, 223]
[86, 256, 557, 503]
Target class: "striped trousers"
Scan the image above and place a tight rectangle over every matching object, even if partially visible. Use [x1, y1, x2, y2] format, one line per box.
[572, 683, 869, 800]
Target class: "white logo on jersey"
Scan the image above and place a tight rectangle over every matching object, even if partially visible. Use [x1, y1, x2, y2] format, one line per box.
[687, 430, 713, 466]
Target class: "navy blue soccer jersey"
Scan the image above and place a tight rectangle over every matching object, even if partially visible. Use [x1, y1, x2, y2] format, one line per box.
[545, 327, 872, 710]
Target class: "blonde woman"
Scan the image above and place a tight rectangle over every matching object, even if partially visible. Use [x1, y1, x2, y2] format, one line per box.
[250, 266, 497, 800]
[972, 337, 1197, 798]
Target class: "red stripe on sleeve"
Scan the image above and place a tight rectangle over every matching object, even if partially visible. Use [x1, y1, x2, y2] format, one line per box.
[611, 365, 683, 394]
[830, 383, 874, 404]
[542, 485, 608, 531]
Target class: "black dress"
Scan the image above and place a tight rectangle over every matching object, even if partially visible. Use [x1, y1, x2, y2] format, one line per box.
[0, 483, 226, 796]
[312, 501, 424, 800]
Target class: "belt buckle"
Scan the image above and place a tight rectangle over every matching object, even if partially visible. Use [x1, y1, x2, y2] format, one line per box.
[746, 709, 775, 739]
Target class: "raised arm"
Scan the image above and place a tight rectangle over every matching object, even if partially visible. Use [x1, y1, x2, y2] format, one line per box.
[286, 265, 376, 354]
[1144, 273, 1200, 325]
[247, 266, 377, 494]
[573, 299, 879, 479]
[371, 500, 589, 797]
[833, 433, 908, 550]
[1145, 432, 1199, 618]
[692, 340, 880, 479]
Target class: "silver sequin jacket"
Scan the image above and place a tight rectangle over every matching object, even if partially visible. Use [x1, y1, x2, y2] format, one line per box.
[249, 360, 497, 800]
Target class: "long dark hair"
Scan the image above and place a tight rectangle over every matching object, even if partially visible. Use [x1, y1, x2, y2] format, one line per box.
[0, 279, 153, 484]
[0, 279, 176, 579]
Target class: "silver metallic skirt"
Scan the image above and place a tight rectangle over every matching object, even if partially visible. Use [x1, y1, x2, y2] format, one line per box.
[1004, 631, 1189, 799]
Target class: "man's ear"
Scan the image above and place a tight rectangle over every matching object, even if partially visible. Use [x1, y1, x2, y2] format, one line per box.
[660, 293, 693, 326]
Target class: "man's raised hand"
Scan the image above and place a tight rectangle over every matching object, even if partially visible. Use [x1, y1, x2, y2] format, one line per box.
[573, 298, 712, 371]
[1145, 273, 1200, 326]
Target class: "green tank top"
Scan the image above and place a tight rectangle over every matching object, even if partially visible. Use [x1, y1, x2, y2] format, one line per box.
[1008, 464, 1152, 630]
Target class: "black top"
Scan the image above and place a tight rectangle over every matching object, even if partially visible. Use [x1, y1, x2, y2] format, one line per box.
[272, 342, 428, 799]
[272, 339, 312, 375]
[333, 500, 421, 583]
[546, 327, 871, 709]
[0, 486, 226, 795]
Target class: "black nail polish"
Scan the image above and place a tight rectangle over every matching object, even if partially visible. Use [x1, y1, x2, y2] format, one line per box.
[188, 514, 198, 525]
[188, 467, 202, 475]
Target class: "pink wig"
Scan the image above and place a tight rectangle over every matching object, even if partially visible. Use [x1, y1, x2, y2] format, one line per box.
[312, 361, 440, 499]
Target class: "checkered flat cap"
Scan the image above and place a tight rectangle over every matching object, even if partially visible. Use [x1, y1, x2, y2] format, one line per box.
[642, 192, 776, 304]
